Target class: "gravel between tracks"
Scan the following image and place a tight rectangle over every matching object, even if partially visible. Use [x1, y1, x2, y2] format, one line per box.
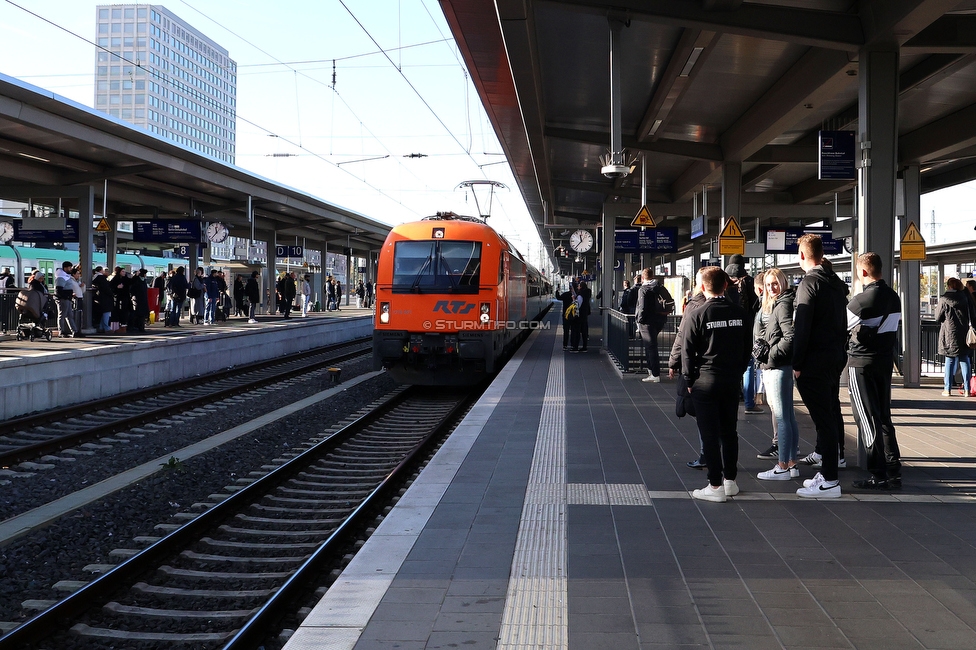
[0, 355, 398, 630]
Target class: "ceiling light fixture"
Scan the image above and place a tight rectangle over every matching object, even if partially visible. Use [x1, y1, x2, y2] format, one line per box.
[679, 47, 704, 77]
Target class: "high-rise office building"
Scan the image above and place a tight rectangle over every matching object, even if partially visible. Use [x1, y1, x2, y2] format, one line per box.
[94, 4, 237, 164]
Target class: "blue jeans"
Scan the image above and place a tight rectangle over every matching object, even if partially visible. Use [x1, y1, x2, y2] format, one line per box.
[762, 367, 800, 465]
[100, 310, 111, 332]
[168, 298, 184, 324]
[742, 357, 757, 409]
[944, 356, 972, 393]
[205, 296, 218, 323]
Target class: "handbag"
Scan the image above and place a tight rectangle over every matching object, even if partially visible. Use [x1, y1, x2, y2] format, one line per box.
[752, 337, 771, 364]
[187, 287, 201, 299]
[967, 325, 976, 349]
[675, 375, 696, 418]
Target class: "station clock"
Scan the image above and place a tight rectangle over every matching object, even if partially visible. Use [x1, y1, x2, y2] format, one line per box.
[569, 229, 593, 253]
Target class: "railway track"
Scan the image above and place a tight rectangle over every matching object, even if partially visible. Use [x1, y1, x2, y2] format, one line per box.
[0, 384, 477, 648]
[0, 337, 372, 468]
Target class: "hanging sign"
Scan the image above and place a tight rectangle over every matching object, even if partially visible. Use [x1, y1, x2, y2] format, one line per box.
[900, 222, 926, 261]
[14, 219, 79, 242]
[614, 227, 677, 253]
[133, 220, 201, 243]
[764, 227, 843, 254]
[819, 130, 856, 180]
[718, 216, 746, 256]
[630, 205, 656, 228]
[275, 245, 304, 258]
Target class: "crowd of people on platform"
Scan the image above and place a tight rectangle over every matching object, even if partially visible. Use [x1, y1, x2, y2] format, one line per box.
[4, 263, 375, 335]
[607, 235, 955, 503]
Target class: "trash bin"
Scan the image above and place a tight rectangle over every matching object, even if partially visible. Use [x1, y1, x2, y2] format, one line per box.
[147, 287, 159, 321]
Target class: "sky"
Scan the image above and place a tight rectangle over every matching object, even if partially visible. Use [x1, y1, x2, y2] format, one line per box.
[0, 0, 548, 268]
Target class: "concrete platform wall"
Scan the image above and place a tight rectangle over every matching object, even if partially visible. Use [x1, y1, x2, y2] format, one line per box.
[0, 317, 372, 420]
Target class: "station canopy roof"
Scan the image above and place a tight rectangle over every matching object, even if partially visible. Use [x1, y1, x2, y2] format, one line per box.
[0, 74, 390, 252]
[441, 0, 976, 264]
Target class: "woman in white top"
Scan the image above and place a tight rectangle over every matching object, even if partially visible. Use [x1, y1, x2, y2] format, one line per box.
[301, 275, 312, 317]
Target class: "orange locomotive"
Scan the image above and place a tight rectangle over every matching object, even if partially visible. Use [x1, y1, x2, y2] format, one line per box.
[373, 213, 551, 385]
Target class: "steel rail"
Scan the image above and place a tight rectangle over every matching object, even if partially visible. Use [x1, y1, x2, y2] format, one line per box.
[0, 385, 427, 648]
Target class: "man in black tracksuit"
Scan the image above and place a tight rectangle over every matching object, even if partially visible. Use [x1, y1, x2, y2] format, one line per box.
[793, 234, 849, 498]
[681, 267, 751, 502]
[847, 252, 903, 489]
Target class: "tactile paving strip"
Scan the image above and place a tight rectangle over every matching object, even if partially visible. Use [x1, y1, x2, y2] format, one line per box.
[497, 336, 567, 650]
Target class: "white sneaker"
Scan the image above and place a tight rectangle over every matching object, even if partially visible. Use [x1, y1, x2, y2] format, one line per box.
[796, 472, 841, 498]
[790, 466, 800, 478]
[692, 484, 726, 503]
[247, 319, 258, 324]
[838, 457, 847, 469]
[757, 465, 793, 481]
[723, 479, 739, 496]
[642, 374, 661, 383]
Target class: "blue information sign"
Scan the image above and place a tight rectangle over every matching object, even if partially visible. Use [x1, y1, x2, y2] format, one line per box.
[819, 130, 856, 180]
[133, 220, 201, 243]
[764, 227, 842, 255]
[614, 227, 678, 253]
[14, 220, 79, 242]
[275, 245, 304, 258]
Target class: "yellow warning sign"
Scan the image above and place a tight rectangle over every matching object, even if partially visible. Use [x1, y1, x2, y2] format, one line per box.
[95, 218, 111, 233]
[901, 221, 924, 243]
[718, 215, 745, 256]
[631, 205, 656, 228]
[901, 221, 926, 261]
[719, 216, 744, 239]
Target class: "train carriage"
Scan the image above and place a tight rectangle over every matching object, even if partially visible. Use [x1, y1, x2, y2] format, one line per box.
[373, 213, 550, 385]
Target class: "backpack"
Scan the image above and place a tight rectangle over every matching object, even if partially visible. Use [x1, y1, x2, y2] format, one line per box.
[654, 285, 675, 316]
[564, 302, 578, 320]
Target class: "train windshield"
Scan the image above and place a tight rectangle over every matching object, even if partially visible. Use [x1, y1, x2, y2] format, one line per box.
[392, 240, 481, 293]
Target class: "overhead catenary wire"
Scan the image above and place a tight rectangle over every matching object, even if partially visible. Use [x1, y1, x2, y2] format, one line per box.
[172, 0, 435, 193]
[337, 0, 486, 178]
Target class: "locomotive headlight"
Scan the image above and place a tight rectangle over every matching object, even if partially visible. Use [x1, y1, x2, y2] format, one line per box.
[380, 302, 391, 324]
[480, 302, 490, 323]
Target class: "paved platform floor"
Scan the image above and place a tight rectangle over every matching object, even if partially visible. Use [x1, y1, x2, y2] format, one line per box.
[285, 312, 976, 650]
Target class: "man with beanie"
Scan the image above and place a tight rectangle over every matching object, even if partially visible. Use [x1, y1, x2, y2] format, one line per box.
[725, 254, 762, 414]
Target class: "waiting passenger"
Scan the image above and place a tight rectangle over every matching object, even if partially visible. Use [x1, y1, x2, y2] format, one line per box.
[91, 266, 113, 333]
[669, 271, 706, 469]
[189, 267, 206, 324]
[109, 267, 130, 332]
[937, 277, 974, 397]
[753, 268, 800, 481]
[680, 267, 751, 503]
[55, 260, 76, 338]
[301, 274, 312, 316]
[556, 284, 575, 351]
[165, 266, 189, 327]
[847, 252, 904, 489]
[246, 271, 260, 323]
[129, 268, 150, 333]
[233, 275, 246, 317]
[281, 272, 296, 319]
[0, 267, 16, 291]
